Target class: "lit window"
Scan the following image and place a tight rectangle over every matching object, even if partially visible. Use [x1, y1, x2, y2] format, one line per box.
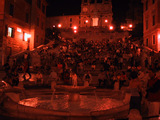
[17, 28, 22, 33]
[8, 27, 14, 38]
[24, 33, 31, 41]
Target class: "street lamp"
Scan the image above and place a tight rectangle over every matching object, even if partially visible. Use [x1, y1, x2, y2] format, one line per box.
[109, 25, 113, 30]
[105, 19, 108, 23]
[85, 20, 88, 23]
[129, 24, 133, 28]
[58, 24, 62, 28]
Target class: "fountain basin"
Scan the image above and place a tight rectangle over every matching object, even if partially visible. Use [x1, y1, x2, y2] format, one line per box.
[0, 87, 130, 120]
[2, 96, 129, 120]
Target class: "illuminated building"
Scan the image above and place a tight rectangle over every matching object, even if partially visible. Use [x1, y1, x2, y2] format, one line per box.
[0, 0, 47, 66]
[46, 0, 113, 28]
[142, 0, 160, 51]
[46, 0, 129, 46]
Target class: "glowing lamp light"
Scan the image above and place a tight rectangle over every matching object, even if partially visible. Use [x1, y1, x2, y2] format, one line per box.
[73, 26, 77, 30]
[85, 20, 88, 23]
[121, 26, 124, 29]
[74, 30, 77, 33]
[105, 19, 108, 23]
[129, 24, 133, 28]
[53, 25, 55, 27]
[24, 33, 31, 41]
[58, 24, 62, 28]
[158, 34, 160, 39]
[109, 26, 113, 30]
[17, 28, 22, 32]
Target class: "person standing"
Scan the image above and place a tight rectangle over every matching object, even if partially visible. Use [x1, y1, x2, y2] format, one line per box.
[70, 71, 78, 87]
[49, 68, 58, 91]
[83, 71, 92, 87]
[146, 69, 160, 120]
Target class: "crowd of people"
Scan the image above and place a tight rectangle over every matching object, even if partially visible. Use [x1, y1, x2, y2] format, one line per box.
[1, 36, 160, 119]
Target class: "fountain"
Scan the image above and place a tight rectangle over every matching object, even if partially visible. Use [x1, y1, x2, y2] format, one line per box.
[0, 85, 130, 120]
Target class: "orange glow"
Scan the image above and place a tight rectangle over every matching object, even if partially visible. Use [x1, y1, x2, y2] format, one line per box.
[129, 24, 133, 28]
[53, 25, 55, 27]
[158, 34, 160, 39]
[105, 20, 108, 23]
[74, 30, 77, 33]
[85, 20, 88, 23]
[17, 28, 22, 32]
[24, 33, 31, 41]
[109, 26, 113, 30]
[73, 26, 77, 30]
[121, 26, 124, 29]
[58, 24, 62, 28]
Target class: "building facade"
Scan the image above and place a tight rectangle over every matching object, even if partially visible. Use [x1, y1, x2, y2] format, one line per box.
[142, 0, 160, 52]
[46, 0, 113, 29]
[0, 0, 47, 66]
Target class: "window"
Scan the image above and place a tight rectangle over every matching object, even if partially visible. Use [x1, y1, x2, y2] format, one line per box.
[25, 0, 32, 5]
[97, 0, 102, 3]
[37, 0, 41, 8]
[8, 27, 14, 38]
[70, 23, 72, 27]
[84, 0, 87, 3]
[70, 18, 72, 22]
[153, 15, 155, 26]
[37, 17, 39, 26]
[41, 22, 43, 29]
[42, 4, 45, 13]
[146, 38, 148, 46]
[26, 13, 29, 23]
[90, 0, 95, 4]
[152, 0, 155, 4]
[146, 0, 148, 10]
[41, 38, 43, 44]
[153, 35, 155, 44]
[23, 33, 31, 41]
[146, 19, 148, 30]
[9, 4, 14, 16]
[36, 35, 38, 43]
[5, 25, 8, 36]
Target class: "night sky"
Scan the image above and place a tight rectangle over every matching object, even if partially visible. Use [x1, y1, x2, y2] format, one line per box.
[46, 0, 130, 25]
